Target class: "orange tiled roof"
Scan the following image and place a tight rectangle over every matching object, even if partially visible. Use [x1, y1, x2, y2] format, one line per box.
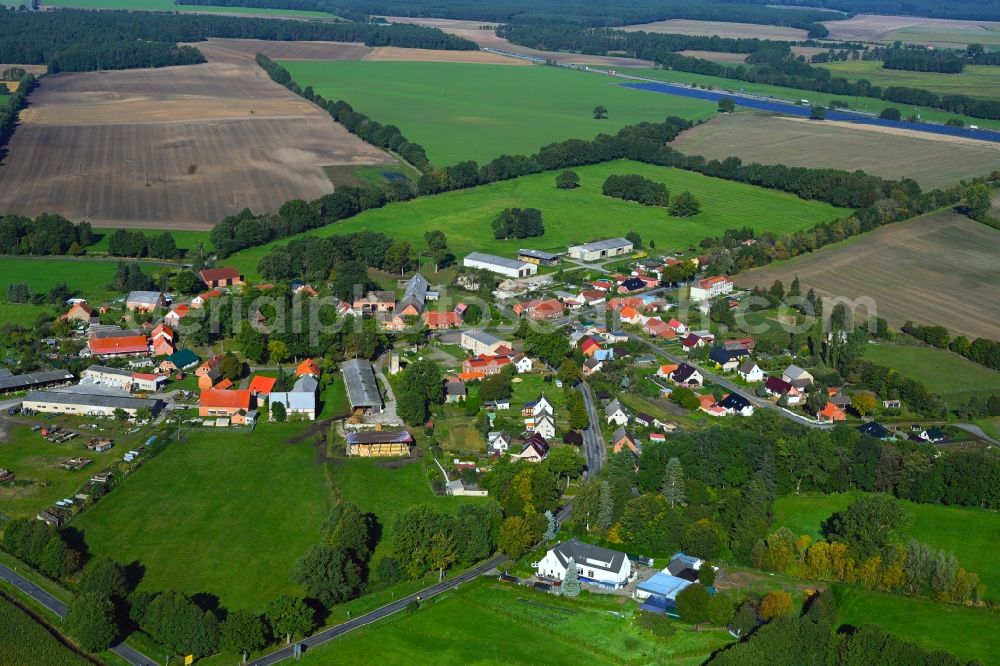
[296, 358, 321, 377]
[199, 388, 251, 410]
[89, 335, 148, 355]
[248, 375, 277, 395]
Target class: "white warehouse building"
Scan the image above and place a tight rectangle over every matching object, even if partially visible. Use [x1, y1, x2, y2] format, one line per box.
[463, 252, 537, 278]
[567, 238, 633, 261]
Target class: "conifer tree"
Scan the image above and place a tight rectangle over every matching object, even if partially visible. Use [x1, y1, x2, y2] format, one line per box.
[661, 457, 686, 508]
[562, 557, 581, 597]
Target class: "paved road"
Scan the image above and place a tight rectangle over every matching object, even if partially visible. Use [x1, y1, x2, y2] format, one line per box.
[954, 423, 1000, 446]
[0, 562, 156, 665]
[577, 381, 607, 478]
[625, 332, 827, 429]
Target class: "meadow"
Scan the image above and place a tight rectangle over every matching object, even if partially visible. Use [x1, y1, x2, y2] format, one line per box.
[300, 577, 734, 665]
[618, 66, 1000, 130]
[278, 61, 718, 164]
[72, 423, 332, 611]
[0, 594, 91, 666]
[42, 0, 337, 18]
[773, 492, 1000, 602]
[0, 256, 154, 303]
[821, 60, 1000, 100]
[863, 342, 1000, 406]
[228, 160, 851, 276]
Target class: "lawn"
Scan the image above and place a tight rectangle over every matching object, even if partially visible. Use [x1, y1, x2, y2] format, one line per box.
[0, 301, 56, 327]
[279, 61, 718, 164]
[72, 423, 332, 611]
[0, 594, 91, 666]
[43, 0, 337, 18]
[836, 587, 1000, 665]
[0, 256, 155, 304]
[820, 60, 1000, 100]
[228, 160, 851, 277]
[773, 492, 1000, 602]
[0, 424, 125, 520]
[301, 577, 734, 665]
[618, 66, 1000, 130]
[864, 342, 1000, 406]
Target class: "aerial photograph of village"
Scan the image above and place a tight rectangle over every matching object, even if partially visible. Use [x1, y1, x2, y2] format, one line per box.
[0, 0, 998, 663]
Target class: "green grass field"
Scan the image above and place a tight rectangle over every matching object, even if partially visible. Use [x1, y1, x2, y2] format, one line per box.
[836, 587, 1000, 666]
[774, 492, 1000, 602]
[301, 577, 734, 665]
[888, 26, 1000, 49]
[72, 423, 332, 611]
[863, 342, 1000, 406]
[228, 160, 851, 276]
[618, 66, 1000, 130]
[279, 61, 718, 164]
[42, 0, 337, 18]
[0, 594, 91, 666]
[821, 60, 1000, 100]
[0, 256, 155, 304]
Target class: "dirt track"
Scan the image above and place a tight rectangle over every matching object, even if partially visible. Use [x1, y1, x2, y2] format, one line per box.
[0, 42, 394, 229]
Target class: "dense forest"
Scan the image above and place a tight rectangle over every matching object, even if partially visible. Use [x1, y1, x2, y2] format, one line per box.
[0, 8, 475, 70]
[879, 47, 966, 73]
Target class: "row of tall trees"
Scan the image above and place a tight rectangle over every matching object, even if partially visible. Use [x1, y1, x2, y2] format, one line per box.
[902, 321, 1000, 371]
[601, 174, 670, 207]
[0, 213, 92, 256]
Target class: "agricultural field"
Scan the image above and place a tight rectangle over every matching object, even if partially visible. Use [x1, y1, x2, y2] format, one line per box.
[279, 61, 717, 164]
[0, 594, 91, 666]
[72, 422, 332, 611]
[620, 19, 807, 41]
[733, 210, 1000, 340]
[669, 112, 1000, 189]
[0, 51, 395, 229]
[41, 0, 337, 18]
[0, 256, 156, 303]
[302, 577, 735, 665]
[228, 159, 851, 276]
[190, 37, 371, 65]
[362, 46, 532, 65]
[677, 50, 747, 64]
[0, 302, 55, 327]
[820, 60, 1000, 100]
[774, 492, 1000, 603]
[863, 343, 1000, 406]
[619, 66, 1000, 130]
[822, 14, 1000, 48]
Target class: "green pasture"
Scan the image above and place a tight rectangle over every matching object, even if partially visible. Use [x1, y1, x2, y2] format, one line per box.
[0, 594, 91, 666]
[821, 60, 1000, 100]
[774, 492, 1000, 602]
[889, 26, 1000, 49]
[618, 66, 1000, 130]
[72, 423, 332, 611]
[0, 256, 155, 304]
[302, 577, 734, 665]
[863, 342, 1000, 406]
[0, 302, 56, 327]
[279, 60, 718, 164]
[228, 160, 851, 276]
[42, 0, 337, 18]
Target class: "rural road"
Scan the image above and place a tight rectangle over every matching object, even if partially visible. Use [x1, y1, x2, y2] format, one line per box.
[578, 381, 607, 478]
[0, 562, 156, 666]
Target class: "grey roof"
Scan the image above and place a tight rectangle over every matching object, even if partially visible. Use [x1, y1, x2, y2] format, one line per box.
[269, 391, 316, 411]
[783, 364, 811, 380]
[606, 398, 625, 415]
[737, 359, 759, 374]
[397, 273, 429, 313]
[127, 291, 163, 305]
[293, 374, 319, 394]
[346, 430, 413, 444]
[446, 380, 466, 396]
[583, 357, 602, 369]
[551, 538, 627, 574]
[0, 370, 74, 392]
[342, 359, 382, 409]
[22, 390, 160, 411]
[84, 365, 133, 378]
[91, 328, 143, 339]
[464, 252, 531, 271]
[612, 425, 631, 443]
[518, 248, 561, 261]
[570, 238, 632, 252]
[463, 330, 505, 347]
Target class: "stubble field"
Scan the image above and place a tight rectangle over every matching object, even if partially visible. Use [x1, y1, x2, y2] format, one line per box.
[620, 19, 807, 40]
[0, 45, 394, 230]
[669, 112, 1000, 189]
[733, 210, 1000, 340]
[822, 14, 1000, 48]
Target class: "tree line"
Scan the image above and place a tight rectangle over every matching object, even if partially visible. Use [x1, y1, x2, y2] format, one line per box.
[0, 70, 34, 150]
[255, 54, 431, 170]
[866, 46, 966, 74]
[0, 213, 93, 256]
[901, 321, 1000, 371]
[0, 8, 475, 71]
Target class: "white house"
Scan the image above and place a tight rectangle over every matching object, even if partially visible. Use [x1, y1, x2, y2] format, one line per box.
[268, 374, 319, 421]
[530, 412, 557, 440]
[530, 394, 554, 417]
[512, 354, 533, 373]
[782, 364, 815, 389]
[717, 393, 755, 417]
[535, 538, 632, 590]
[463, 252, 537, 278]
[605, 398, 629, 426]
[568, 238, 633, 262]
[737, 359, 764, 383]
[487, 431, 511, 454]
[671, 364, 704, 388]
[688, 276, 733, 302]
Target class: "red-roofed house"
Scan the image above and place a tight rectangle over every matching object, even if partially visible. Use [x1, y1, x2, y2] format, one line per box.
[192, 290, 222, 309]
[151, 323, 174, 343]
[457, 371, 485, 382]
[462, 354, 511, 376]
[590, 279, 614, 291]
[248, 375, 277, 396]
[61, 302, 95, 323]
[513, 299, 564, 320]
[579, 337, 602, 357]
[214, 378, 234, 391]
[197, 267, 243, 289]
[296, 358, 321, 377]
[196, 354, 223, 390]
[131, 372, 167, 392]
[666, 319, 688, 335]
[151, 336, 175, 357]
[818, 402, 847, 423]
[657, 363, 679, 378]
[619, 306, 641, 324]
[424, 311, 462, 329]
[88, 334, 149, 357]
[164, 304, 190, 328]
[199, 389, 252, 417]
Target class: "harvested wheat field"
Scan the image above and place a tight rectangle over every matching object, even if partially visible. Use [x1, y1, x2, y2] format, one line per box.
[191, 37, 372, 64]
[734, 211, 1000, 339]
[823, 14, 1000, 47]
[0, 53, 394, 229]
[621, 19, 807, 40]
[670, 113, 1000, 190]
[677, 50, 747, 63]
[363, 46, 530, 64]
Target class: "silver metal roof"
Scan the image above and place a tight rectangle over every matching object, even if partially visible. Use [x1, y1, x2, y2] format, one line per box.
[23, 390, 159, 410]
[464, 252, 531, 270]
[570, 238, 632, 252]
[341, 359, 382, 409]
[0, 370, 74, 392]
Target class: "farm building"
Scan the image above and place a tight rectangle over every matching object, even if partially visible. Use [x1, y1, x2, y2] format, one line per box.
[397, 273, 430, 316]
[346, 429, 413, 457]
[22, 391, 162, 418]
[82, 366, 166, 392]
[87, 334, 149, 357]
[535, 538, 632, 590]
[342, 359, 383, 415]
[353, 290, 396, 314]
[0, 369, 74, 395]
[269, 374, 319, 420]
[460, 330, 509, 356]
[567, 238, 633, 261]
[125, 291, 167, 312]
[517, 248, 561, 266]
[199, 389, 253, 419]
[197, 266, 243, 289]
[463, 252, 537, 278]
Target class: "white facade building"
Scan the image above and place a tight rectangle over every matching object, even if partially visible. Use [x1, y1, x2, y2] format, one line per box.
[567, 238, 633, 261]
[463, 252, 537, 278]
